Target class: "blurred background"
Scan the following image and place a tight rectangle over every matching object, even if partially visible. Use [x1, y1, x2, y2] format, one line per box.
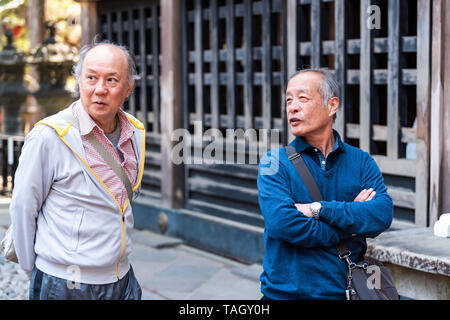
[0, 0, 80, 135]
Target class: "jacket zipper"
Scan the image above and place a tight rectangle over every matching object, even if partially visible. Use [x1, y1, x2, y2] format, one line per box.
[116, 211, 126, 280]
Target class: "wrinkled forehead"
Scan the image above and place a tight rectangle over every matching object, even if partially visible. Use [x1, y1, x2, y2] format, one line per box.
[286, 71, 323, 95]
[82, 44, 129, 75]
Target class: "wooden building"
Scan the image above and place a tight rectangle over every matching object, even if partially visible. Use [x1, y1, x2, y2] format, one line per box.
[76, 0, 450, 264]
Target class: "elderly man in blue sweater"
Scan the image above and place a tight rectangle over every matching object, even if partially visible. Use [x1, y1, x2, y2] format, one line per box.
[257, 68, 393, 300]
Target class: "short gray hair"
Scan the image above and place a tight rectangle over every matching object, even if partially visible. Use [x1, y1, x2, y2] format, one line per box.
[72, 36, 140, 92]
[288, 68, 340, 109]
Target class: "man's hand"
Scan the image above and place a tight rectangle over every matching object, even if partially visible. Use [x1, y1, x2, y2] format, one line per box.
[353, 188, 376, 202]
[295, 188, 376, 219]
[294, 203, 313, 217]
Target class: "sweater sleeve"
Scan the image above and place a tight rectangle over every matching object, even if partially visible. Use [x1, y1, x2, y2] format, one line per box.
[10, 126, 55, 273]
[318, 153, 393, 237]
[258, 150, 351, 248]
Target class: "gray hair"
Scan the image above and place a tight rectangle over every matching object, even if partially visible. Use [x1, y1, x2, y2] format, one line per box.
[72, 36, 140, 92]
[288, 68, 340, 109]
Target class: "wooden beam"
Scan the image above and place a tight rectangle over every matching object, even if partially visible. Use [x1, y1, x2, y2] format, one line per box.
[286, 0, 297, 143]
[299, 36, 417, 56]
[372, 156, 416, 178]
[387, 186, 416, 210]
[334, 0, 345, 138]
[345, 123, 416, 144]
[360, 0, 373, 153]
[189, 113, 283, 131]
[194, 0, 204, 133]
[151, 2, 160, 134]
[160, 0, 183, 209]
[116, 8, 123, 44]
[209, 0, 220, 129]
[387, 0, 400, 159]
[286, 0, 297, 79]
[127, 7, 136, 115]
[106, 10, 112, 40]
[226, 0, 236, 129]
[279, 0, 288, 146]
[347, 69, 417, 85]
[243, 0, 254, 131]
[310, 0, 321, 68]
[430, 0, 450, 225]
[27, 0, 45, 84]
[27, 0, 45, 49]
[139, 7, 147, 130]
[442, 0, 450, 217]
[262, 0, 272, 132]
[79, 0, 98, 46]
[416, 0, 431, 227]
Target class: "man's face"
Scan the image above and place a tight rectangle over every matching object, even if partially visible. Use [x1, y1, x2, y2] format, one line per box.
[285, 72, 336, 137]
[79, 44, 134, 125]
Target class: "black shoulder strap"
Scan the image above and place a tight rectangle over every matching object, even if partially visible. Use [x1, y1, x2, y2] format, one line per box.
[285, 145, 323, 202]
[285, 145, 350, 257]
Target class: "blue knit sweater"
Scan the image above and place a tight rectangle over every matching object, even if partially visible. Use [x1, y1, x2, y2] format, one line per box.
[257, 131, 393, 300]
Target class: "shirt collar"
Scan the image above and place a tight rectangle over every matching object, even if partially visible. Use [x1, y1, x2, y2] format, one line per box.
[289, 129, 345, 154]
[73, 100, 135, 142]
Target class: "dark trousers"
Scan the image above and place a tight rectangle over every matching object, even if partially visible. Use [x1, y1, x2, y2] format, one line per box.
[29, 265, 142, 300]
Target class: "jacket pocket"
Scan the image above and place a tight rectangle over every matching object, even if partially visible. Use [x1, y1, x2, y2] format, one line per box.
[69, 208, 84, 251]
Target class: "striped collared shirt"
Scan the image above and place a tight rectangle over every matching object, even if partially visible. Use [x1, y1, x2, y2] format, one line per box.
[74, 102, 138, 208]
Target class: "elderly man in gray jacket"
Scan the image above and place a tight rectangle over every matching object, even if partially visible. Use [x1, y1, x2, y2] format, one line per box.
[10, 40, 146, 300]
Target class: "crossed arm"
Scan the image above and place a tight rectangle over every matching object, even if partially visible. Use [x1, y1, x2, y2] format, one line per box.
[257, 151, 393, 247]
[296, 188, 376, 237]
[296, 188, 376, 217]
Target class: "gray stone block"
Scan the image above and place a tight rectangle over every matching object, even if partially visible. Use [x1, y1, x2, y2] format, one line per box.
[143, 253, 223, 300]
[231, 264, 263, 282]
[184, 268, 260, 300]
[141, 288, 167, 300]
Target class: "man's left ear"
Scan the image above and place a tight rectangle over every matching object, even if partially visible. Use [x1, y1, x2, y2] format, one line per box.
[126, 83, 135, 99]
[327, 96, 339, 118]
[128, 78, 135, 95]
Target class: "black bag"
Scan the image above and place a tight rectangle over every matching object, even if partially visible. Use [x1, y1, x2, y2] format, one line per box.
[285, 146, 399, 300]
[334, 241, 399, 300]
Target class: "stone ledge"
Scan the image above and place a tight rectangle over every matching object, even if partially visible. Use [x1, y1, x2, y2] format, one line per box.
[367, 227, 450, 277]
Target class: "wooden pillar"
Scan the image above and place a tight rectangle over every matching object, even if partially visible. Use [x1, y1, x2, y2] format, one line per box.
[27, 0, 45, 85]
[286, 0, 296, 143]
[334, 0, 345, 138]
[79, 0, 98, 46]
[387, 0, 400, 160]
[415, 0, 431, 227]
[27, 0, 45, 50]
[160, 0, 183, 209]
[442, 1, 450, 216]
[430, 0, 450, 225]
[360, 0, 374, 153]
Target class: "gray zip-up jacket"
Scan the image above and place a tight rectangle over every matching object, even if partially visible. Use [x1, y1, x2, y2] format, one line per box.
[10, 103, 146, 284]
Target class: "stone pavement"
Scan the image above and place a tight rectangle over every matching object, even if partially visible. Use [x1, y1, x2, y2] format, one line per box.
[0, 196, 262, 300]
